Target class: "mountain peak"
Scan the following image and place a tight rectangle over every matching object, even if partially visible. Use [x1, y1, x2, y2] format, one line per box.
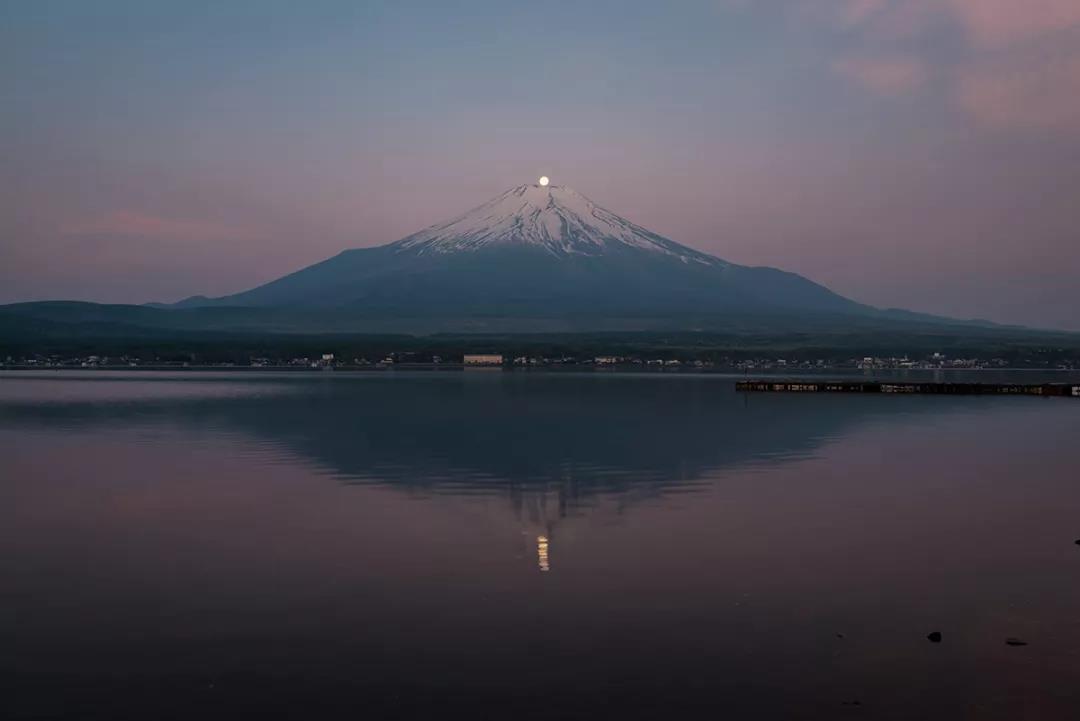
[393, 183, 722, 265]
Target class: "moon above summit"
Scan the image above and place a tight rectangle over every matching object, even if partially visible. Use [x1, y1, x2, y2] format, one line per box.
[538, 176, 549, 186]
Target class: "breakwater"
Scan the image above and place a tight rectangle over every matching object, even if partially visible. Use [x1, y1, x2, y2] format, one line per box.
[736, 380, 1080, 397]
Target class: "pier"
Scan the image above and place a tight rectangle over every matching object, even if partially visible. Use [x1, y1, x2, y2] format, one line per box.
[736, 380, 1080, 397]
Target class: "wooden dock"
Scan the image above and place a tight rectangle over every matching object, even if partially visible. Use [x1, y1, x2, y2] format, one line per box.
[736, 380, 1080, 397]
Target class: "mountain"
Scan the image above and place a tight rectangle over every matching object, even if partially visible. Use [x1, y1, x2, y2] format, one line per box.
[8, 182, 1058, 346]
[175, 183, 868, 320]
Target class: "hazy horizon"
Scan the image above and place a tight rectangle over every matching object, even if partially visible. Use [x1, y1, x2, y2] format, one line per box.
[3, 1, 1079, 329]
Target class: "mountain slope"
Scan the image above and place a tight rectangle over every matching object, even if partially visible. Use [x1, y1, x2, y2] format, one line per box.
[181, 183, 867, 319]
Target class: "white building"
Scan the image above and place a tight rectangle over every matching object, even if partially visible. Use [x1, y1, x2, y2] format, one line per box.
[463, 354, 503, 366]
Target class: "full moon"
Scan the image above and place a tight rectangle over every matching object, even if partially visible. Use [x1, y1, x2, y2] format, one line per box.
[538, 176, 549, 186]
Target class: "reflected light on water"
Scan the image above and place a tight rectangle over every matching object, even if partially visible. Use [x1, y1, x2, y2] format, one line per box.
[537, 535, 551, 572]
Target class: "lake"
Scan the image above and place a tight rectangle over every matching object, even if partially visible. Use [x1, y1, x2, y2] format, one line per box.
[3, 370, 1080, 720]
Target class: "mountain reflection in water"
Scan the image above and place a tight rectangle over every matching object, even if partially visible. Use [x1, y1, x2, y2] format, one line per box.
[0, 370, 959, 491]
[0, 371, 951, 545]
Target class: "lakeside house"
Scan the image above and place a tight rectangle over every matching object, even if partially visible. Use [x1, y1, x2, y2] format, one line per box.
[463, 354, 503, 366]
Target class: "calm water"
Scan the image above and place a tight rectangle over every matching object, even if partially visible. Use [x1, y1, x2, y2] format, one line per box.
[3, 370, 1080, 720]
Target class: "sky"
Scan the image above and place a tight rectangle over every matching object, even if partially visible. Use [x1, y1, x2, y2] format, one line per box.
[2, 0, 1078, 329]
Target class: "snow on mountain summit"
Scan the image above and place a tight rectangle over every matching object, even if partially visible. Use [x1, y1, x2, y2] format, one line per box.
[394, 183, 722, 265]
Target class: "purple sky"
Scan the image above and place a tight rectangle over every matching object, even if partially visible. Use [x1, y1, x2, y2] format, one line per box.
[2, 1, 1079, 329]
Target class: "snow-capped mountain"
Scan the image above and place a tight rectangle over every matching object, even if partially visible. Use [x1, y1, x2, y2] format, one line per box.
[395, 183, 720, 265]
[174, 182, 869, 325]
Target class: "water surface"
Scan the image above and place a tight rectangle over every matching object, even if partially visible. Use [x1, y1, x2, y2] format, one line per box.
[3, 371, 1079, 720]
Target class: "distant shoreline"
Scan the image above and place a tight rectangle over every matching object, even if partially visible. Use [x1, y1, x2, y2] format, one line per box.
[3, 365, 1080, 374]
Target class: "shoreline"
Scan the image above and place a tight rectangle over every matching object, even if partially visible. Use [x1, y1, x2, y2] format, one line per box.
[3, 364, 1080, 374]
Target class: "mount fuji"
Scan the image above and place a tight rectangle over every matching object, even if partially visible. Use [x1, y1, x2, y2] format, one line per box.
[175, 182, 872, 324]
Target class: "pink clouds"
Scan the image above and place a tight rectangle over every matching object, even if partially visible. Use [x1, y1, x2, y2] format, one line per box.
[783, 0, 1080, 133]
[788, 0, 929, 35]
[832, 55, 927, 95]
[823, 0, 1080, 43]
[941, 0, 1080, 130]
[837, 0, 888, 28]
[61, 210, 260, 242]
[945, 0, 1080, 48]
[957, 52, 1080, 131]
